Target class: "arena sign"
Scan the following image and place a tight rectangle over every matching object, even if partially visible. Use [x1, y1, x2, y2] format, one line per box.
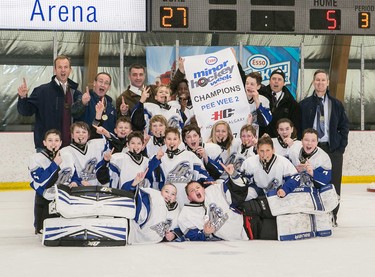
[0, 0, 146, 31]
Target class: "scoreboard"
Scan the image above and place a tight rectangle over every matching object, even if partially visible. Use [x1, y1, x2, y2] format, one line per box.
[150, 0, 375, 35]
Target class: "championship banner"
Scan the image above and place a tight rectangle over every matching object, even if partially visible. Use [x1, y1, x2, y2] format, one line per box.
[183, 48, 250, 140]
[242, 46, 300, 99]
[146, 46, 234, 86]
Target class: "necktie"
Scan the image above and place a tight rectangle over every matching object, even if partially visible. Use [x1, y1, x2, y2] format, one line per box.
[62, 85, 72, 146]
[272, 92, 277, 111]
[316, 97, 325, 138]
[62, 83, 66, 94]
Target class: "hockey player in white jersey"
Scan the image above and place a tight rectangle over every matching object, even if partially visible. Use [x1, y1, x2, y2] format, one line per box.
[226, 134, 299, 200]
[58, 121, 109, 187]
[131, 85, 184, 132]
[109, 131, 162, 190]
[144, 114, 167, 158]
[287, 128, 332, 190]
[233, 124, 258, 171]
[272, 118, 302, 161]
[245, 72, 272, 137]
[144, 115, 184, 159]
[205, 120, 242, 180]
[221, 135, 300, 239]
[178, 181, 249, 241]
[29, 129, 62, 234]
[182, 124, 224, 180]
[128, 180, 184, 244]
[152, 127, 214, 206]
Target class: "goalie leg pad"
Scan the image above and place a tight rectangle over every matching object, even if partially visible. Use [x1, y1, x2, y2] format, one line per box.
[314, 213, 332, 237]
[43, 217, 129, 247]
[277, 213, 315, 241]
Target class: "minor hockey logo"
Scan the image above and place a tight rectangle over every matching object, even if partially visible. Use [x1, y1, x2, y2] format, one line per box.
[233, 157, 244, 172]
[80, 158, 97, 181]
[266, 178, 280, 192]
[207, 203, 228, 231]
[220, 153, 237, 179]
[150, 219, 172, 237]
[300, 171, 313, 187]
[55, 167, 72, 185]
[166, 162, 192, 183]
[167, 115, 181, 129]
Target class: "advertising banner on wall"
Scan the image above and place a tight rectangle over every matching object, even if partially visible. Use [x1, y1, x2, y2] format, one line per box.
[242, 46, 300, 98]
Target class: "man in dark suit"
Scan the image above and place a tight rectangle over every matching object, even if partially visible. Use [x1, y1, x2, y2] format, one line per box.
[300, 69, 349, 226]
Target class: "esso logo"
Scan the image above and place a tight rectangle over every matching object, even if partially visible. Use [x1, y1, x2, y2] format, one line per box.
[205, 56, 218, 65]
[248, 55, 269, 70]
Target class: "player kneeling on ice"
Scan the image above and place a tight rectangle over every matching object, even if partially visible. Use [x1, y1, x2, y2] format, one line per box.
[177, 181, 249, 241]
[222, 134, 300, 240]
[268, 128, 338, 216]
[128, 175, 185, 244]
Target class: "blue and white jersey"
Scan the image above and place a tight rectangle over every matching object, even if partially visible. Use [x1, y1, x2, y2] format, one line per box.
[178, 183, 248, 241]
[109, 151, 159, 190]
[29, 151, 59, 197]
[144, 102, 184, 131]
[145, 136, 185, 159]
[205, 138, 242, 180]
[59, 138, 108, 186]
[169, 100, 195, 123]
[232, 153, 299, 199]
[128, 188, 180, 244]
[272, 137, 302, 161]
[233, 144, 257, 172]
[248, 95, 272, 137]
[154, 149, 213, 206]
[288, 146, 332, 188]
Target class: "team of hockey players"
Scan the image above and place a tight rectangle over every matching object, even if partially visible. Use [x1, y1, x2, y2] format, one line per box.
[29, 74, 338, 243]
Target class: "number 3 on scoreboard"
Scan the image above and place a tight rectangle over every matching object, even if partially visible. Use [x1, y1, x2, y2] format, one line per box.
[358, 12, 371, 29]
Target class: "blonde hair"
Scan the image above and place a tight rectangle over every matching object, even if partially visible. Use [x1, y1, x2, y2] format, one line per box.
[208, 120, 233, 150]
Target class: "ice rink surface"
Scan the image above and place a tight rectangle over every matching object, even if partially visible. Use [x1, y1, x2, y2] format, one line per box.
[0, 184, 374, 277]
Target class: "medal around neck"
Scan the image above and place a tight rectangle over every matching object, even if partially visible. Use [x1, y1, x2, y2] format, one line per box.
[102, 114, 108, 121]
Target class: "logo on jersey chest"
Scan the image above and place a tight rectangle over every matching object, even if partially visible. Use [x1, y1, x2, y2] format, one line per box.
[55, 167, 73, 185]
[166, 162, 192, 183]
[80, 158, 98, 181]
[150, 219, 172, 237]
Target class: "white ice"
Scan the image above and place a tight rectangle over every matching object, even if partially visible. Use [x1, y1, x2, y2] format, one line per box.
[0, 184, 374, 277]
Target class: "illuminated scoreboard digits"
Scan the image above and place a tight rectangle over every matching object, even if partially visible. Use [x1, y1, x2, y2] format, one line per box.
[310, 9, 341, 30]
[160, 6, 188, 28]
[358, 12, 371, 29]
[151, 0, 375, 34]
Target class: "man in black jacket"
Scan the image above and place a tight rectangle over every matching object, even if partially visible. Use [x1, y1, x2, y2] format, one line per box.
[259, 69, 301, 138]
[300, 69, 349, 226]
[17, 55, 84, 150]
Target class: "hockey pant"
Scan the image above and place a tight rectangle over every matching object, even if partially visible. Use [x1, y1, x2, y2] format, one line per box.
[241, 196, 277, 240]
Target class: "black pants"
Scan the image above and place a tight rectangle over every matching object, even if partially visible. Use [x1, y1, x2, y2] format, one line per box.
[34, 193, 58, 233]
[318, 143, 343, 220]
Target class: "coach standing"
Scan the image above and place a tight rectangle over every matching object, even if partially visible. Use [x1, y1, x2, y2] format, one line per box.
[17, 55, 85, 150]
[300, 69, 349, 226]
